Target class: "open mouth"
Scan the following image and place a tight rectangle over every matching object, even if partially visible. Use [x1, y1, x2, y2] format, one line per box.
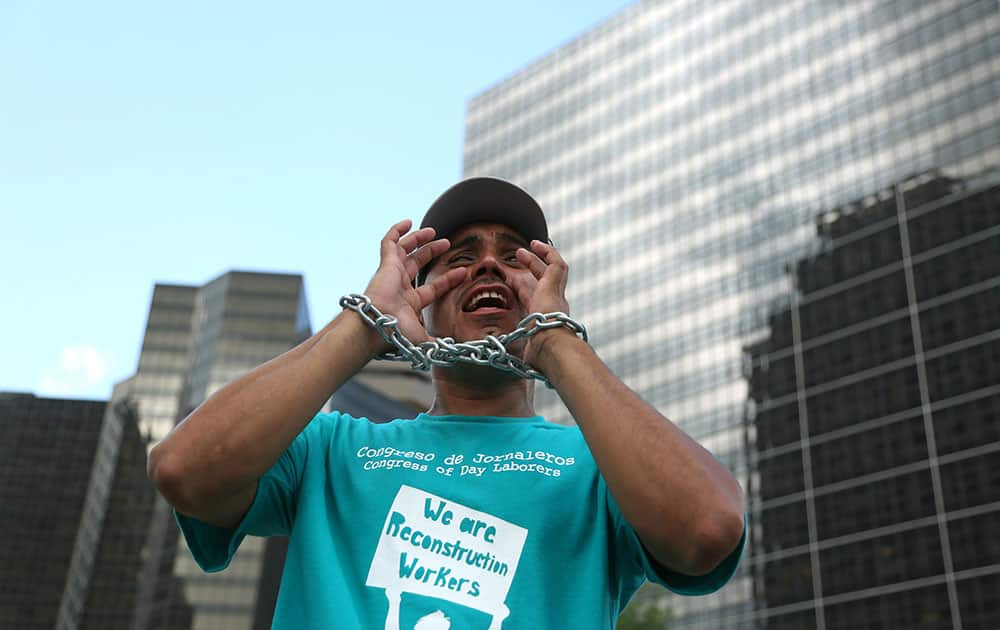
[462, 286, 512, 313]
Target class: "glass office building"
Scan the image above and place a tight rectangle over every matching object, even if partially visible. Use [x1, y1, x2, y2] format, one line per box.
[747, 173, 1000, 629]
[462, 1, 1000, 627]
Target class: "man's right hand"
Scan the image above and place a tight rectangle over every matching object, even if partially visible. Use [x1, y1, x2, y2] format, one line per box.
[361, 219, 467, 352]
[150, 221, 467, 528]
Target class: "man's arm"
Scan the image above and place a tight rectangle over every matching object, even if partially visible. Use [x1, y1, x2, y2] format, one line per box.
[535, 332, 745, 576]
[515, 240, 745, 577]
[147, 311, 379, 528]
[147, 220, 467, 529]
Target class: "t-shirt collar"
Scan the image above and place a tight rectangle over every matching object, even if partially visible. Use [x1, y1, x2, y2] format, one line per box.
[414, 412, 545, 425]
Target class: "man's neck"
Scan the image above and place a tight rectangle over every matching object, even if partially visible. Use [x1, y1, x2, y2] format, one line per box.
[426, 366, 535, 418]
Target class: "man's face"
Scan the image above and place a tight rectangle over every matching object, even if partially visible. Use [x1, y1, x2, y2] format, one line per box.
[421, 222, 535, 343]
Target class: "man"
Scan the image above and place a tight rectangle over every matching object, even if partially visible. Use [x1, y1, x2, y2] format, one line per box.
[149, 177, 746, 629]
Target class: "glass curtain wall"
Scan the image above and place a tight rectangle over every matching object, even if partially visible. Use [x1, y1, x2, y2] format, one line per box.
[462, 1, 1000, 627]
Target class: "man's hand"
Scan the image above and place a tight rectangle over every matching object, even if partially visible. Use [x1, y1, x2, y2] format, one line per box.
[513, 243, 745, 578]
[362, 219, 467, 352]
[512, 240, 576, 366]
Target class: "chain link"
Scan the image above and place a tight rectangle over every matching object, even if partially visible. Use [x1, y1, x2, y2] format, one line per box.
[339, 293, 588, 388]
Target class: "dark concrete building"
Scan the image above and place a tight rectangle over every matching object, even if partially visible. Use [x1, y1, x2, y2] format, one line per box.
[746, 173, 1000, 629]
[3, 269, 436, 630]
[0, 393, 192, 630]
[2, 270, 434, 630]
[0, 394, 107, 629]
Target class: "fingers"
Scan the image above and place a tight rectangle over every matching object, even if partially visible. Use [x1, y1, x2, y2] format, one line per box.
[414, 267, 467, 310]
[531, 240, 569, 294]
[516, 246, 547, 280]
[382, 219, 413, 244]
[380, 220, 438, 258]
[380, 219, 413, 261]
[518, 241, 569, 292]
[510, 272, 538, 311]
[404, 237, 451, 279]
[398, 226, 438, 255]
[380, 221, 450, 282]
[530, 240, 566, 266]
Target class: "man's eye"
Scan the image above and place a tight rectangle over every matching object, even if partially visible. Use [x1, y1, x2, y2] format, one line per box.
[450, 253, 474, 263]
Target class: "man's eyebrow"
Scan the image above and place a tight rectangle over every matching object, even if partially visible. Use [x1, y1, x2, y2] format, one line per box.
[442, 231, 528, 257]
[445, 234, 481, 254]
[496, 231, 530, 248]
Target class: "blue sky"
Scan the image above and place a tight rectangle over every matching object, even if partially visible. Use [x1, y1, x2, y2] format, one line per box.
[1, 1, 629, 400]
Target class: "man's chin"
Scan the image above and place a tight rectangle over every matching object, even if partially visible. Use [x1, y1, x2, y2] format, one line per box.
[458, 309, 524, 333]
[461, 319, 520, 341]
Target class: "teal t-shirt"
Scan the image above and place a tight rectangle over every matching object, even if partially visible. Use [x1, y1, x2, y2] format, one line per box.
[176, 412, 744, 629]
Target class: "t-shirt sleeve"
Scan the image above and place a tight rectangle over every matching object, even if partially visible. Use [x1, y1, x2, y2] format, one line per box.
[174, 412, 334, 573]
[605, 483, 746, 598]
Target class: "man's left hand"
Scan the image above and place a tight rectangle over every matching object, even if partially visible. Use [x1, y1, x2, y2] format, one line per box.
[512, 240, 578, 366]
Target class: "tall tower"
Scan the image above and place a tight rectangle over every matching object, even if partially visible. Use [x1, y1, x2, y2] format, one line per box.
[462, 1, 1000, 627]
[747, 173, 1000, 629]
[126, 271, 310, 630]
[38, 269, 435, 630]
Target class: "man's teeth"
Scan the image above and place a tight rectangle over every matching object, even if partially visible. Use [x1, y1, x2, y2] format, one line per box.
[470, 291, 506, 309]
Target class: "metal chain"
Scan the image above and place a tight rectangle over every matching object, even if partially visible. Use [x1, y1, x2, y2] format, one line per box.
[339, 293, 588, 388]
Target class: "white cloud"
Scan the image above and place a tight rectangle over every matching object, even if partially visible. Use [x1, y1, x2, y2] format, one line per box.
[37, 345, 114, 399]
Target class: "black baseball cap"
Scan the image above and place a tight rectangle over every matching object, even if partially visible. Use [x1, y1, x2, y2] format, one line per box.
[416, 176, 549, 284]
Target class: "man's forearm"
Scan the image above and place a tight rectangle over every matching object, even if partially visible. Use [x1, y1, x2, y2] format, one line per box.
[535, 330, 745, 576]
[148, 309, 379, 516]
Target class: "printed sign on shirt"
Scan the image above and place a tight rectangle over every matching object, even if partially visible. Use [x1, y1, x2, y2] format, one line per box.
[367, 485, 528, 628]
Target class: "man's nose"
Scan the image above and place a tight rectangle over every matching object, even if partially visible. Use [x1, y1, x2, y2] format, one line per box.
[470, 253, 505, 281]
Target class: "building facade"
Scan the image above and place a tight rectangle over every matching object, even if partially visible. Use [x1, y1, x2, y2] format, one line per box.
[126, 271, 311, 630]
[747, 173, 1000, 629]
[6, 271, 437, 630]
[1, 394, 107, 630]
[0, 393, 192, 630]
[462, 1, 1000, 627]
[125, 271, 435, 630]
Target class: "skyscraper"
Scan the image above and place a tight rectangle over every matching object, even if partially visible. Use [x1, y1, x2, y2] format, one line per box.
[127, 271, 435, 630]
[461, 1, 1000, 627]
[747, 172, 1000, 629]
[17, 269, 435, 630]
[124, 271, 311, 630]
